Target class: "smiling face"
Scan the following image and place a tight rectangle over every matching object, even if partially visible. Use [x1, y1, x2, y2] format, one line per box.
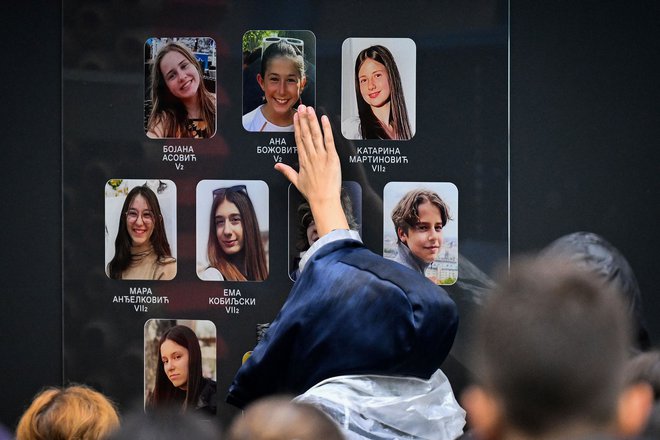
[358, 58, 391, 108]
[215, 200, 244, 255]
[398, 201, 443, 264]
[160, 339, 189, 390]
[126, 194, 155, 247]
[257, 56, 306, 122]
[160, 49, 201, 101]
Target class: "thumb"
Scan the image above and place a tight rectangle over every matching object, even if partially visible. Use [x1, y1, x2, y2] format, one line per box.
[274, 163, 299, 189]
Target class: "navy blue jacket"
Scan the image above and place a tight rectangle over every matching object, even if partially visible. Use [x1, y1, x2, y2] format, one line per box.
[227, 239, 459, 408]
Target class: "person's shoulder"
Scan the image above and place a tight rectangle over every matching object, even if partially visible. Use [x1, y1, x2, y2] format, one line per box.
[199, 266, 224, 281]
[242, 105, 263, 130]
[156, 257, 177, 280]
[147, 113, 169, 138]
[341, 116, 362, 140]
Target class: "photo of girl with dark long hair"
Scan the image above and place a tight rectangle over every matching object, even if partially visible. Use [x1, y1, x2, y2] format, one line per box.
[105, 179, 177, 280]
[145, 320, 217, 417]
[196, 180, 269, 281]
[341, 38, 416, 140]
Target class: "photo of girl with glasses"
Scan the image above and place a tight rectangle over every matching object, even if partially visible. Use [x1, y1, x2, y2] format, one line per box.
[242, 31, 315, 132]
[106, 180, 176, 280]
[145, 38, 216, 139]
[197, 181, 269, 281]
[341, 38, 415, 140]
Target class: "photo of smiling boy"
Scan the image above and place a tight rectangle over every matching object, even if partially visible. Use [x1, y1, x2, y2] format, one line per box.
[384, 182, 458, 285]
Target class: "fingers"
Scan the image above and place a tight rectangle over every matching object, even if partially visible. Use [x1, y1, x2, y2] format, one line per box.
[296, 105, 328, 158]
[306, 107, 325, 153]
[274, 163, 299, 188]
[320, 114, 337, 159]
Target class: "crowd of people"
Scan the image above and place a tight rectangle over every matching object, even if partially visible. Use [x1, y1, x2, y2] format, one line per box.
[12, 107, 660, 439]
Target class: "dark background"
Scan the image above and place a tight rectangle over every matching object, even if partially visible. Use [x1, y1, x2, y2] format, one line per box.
[3, 0, 659, 430]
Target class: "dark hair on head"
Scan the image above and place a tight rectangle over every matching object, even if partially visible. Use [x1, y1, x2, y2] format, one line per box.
[109, 405, 221, 440]
[149, 325, 203, 412]
[354, 45, 411, 140]
[296, 189, 358, 252]
[107, 185, 172, 279]
[391, 189, 451, 241]
[474, 256, 632, 436]
[147, 41, 216, 138]
[542, 231, 651, 350]
[260, 41, 305, 79]
[207, 186, 268, 281]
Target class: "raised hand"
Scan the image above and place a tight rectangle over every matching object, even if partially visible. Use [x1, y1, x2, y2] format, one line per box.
[274, 105, 349, 237]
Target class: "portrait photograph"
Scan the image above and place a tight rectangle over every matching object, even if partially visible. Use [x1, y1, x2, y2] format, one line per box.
[196, 180, 269, 282]
[341, 37, 416, 140]
[242, 30, 316, 132]
[383, 182, 458, 285]
[105, 179, 177, 281]
[145, 37, 217, 139]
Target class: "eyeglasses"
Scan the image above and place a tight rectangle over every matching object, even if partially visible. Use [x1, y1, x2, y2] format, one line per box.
[262, 36, 304, 56]
[213, 185, 248, 197]
[125, 209, 155, 224]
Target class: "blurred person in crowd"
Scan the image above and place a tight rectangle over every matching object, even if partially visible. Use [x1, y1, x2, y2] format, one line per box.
[461, 257, 653, 440]
[16, 384, 119, 440]
[226, 395, 344, 440]
[542, 231, 651, 351]
[624, 349, 660, 439]
[108, 406, 220, 440]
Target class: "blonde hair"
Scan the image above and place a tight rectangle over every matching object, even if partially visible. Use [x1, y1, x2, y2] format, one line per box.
[16, 385, 120, 440]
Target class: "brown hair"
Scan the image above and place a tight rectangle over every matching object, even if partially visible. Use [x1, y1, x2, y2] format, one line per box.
[354, 45, 411, 140]
[207, 186, 268, 281]
[147, 41, 216, 138]
[391, 189, 451, 241]
[16, 385, 120, 440]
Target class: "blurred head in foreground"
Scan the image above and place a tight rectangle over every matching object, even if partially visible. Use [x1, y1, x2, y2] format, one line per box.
[462, 256, 653, 440]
